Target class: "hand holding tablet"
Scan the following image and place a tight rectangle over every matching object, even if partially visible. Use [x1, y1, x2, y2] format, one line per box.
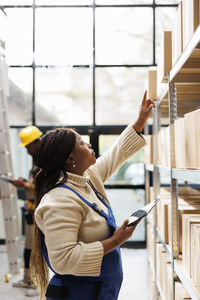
[127, 197, 160, 227]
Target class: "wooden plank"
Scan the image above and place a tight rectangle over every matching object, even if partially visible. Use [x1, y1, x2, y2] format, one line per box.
[179, 68, 200, 74]
[189, 48, 200, 59]
[162, 100, 200, 107]
[173, 74, 200, 82]
[176, 93, 200, 101]
[176, 83, 200, 93]
[183, 60, 200, 68]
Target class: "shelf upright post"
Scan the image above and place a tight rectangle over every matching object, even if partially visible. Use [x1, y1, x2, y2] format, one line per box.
[152, 104, 160, 299]
[144, 123, 150, 205]
[168, 78, 179, 300]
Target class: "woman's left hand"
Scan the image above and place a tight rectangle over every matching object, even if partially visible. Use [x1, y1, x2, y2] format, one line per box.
[133, 90, 155, 133]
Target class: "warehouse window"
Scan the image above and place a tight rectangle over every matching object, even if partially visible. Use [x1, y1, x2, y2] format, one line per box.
[1, 0, 178, 246]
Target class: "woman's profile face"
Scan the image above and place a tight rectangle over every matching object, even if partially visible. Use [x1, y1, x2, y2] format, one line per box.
[71, 133, 96, 172]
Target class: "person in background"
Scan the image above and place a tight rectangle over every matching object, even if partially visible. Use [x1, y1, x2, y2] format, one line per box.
[12, 126, 42, 297]
[30, 91, 155, 300]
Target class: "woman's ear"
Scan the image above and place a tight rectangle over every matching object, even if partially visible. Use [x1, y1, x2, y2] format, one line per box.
[65, 155, 75, 166]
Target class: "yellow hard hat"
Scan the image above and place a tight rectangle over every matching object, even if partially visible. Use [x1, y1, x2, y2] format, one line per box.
[19, 126, 43, 147]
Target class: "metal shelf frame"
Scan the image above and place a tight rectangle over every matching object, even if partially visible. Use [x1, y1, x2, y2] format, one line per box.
[146, 164, 200, 182]
[172, 169, 200, 182]
[146, 24, 200, 300]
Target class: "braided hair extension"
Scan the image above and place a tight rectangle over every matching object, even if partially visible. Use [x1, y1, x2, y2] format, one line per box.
[30, 128, 76, 299]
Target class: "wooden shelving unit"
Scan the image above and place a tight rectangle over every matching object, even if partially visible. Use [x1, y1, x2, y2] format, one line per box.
[146, 24, 200, 300]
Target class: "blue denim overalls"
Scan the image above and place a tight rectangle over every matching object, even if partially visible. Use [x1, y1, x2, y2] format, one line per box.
[41, 184, 123, 300]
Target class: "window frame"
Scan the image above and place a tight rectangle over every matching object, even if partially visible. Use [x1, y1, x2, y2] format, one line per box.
[2, 0, 178, 247]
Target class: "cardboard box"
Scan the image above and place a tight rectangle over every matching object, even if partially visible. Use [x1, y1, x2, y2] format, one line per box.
[193, 225, 200, 293]
[184, 109, 200, 169]
[157, 187, 200, 244]
[184, 110, 196, 169]
[175, 281, 191, 299]
[174, 118, 185, 168]
[144, 135, 153, 164]
[147, 223, 155, 266]
[194, 109, 200, 169]
[158, 126, 170, 167]
[148, 69, 157, 100]
[160, 199, 170, 244]
[191, 224, 200, 284]
[182, 0, 200, 50]
[182, 214, 200, 274]
[168, 205, 200, 253]
[158, 31, 172, 83]
[156, 243, 165, 293]
[162, 253, 172, 299]
[166, 263, 173, 300]
[172, 2, 183, 66]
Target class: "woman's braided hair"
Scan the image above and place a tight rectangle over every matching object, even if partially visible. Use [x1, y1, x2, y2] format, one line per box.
[30, 128, 76, 299]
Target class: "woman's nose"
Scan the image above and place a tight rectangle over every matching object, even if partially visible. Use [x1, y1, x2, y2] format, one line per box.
[87, 143, 92, 148]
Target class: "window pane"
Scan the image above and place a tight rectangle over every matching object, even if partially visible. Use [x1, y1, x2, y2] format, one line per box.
[156, 7, 177, 64]
[8, 68, 32, 125]
[36, 0, 92, 4]
[96, 0, 152, 3]
[0, 9, 6, 43]
[35, 8, 92, 65]
[100, 135, 144, 185]
[35, 67, 93, 126]
[96, 8, 153, 65]
[106, 189, 145, 241]
[0, 0, 32, 4]
[5, 8, 33, 65]
[96, 67, 149, 125]
[156, 0, 179, 4]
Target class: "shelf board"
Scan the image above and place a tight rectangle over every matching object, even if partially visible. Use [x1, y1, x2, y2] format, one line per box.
[170, 25, 200, 83]
[174, 259, 200, 300]
[172, 169, 200, 182]
[146, 166, 200, 182]
[145, 164, 171, 176]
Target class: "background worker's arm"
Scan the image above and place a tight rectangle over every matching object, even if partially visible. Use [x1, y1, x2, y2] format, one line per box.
[13, 177, 35, 190]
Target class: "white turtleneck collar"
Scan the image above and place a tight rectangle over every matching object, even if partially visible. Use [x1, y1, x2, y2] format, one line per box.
[63, 171, 90, 187]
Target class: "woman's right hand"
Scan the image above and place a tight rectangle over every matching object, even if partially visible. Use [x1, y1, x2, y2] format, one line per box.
[112, 219, 138, 246]
[101, 219, 139, 255]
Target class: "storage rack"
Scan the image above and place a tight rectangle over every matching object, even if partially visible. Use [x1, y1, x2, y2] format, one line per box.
[146, 25, 200, 300]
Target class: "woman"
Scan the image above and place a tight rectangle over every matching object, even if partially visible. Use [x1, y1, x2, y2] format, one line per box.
[30, 91, 155, 300]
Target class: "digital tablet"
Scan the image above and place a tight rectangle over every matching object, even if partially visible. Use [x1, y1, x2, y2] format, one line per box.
[127, 197, 160, 227]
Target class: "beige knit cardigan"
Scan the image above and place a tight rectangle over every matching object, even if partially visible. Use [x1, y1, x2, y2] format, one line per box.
[35, 125, 146, 277]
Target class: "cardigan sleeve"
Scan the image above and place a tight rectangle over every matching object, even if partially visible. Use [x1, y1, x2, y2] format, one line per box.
[88, 125, 146, 183]
[35, 195, 104, 276]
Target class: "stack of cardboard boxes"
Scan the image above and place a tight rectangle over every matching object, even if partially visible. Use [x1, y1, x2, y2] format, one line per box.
[146, 1, 200, 298]
[182, 215, 200, 294]
[148, 186, 200, 298]
[175, 109, 200, 169]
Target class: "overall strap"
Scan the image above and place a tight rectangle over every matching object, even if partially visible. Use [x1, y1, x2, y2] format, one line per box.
[57, 184, 110, 220]
[87, 181, 116, 223]
[40, 230, 55, 273]
[88, 181, 110, 209]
